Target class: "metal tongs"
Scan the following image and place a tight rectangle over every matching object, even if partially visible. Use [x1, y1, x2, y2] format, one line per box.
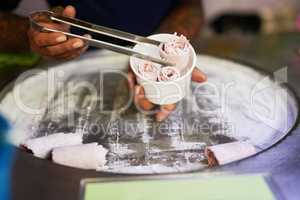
[29, 11, 174, 66]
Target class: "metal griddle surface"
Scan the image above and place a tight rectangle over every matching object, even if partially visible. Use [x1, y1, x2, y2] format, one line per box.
[0, 51, 298, 175]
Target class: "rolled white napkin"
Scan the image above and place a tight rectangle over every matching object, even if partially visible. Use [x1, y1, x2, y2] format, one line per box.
[159, 33, 190, 72]
[22, 133, 83, 159]
[52, 143, 108, 170]
[205, 141, 256, 167]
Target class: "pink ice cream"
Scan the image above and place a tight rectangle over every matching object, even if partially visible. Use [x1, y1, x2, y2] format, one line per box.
[159, 33, 190, 72]
[158, 67, 180, 82]
[138, 61, 160, 81]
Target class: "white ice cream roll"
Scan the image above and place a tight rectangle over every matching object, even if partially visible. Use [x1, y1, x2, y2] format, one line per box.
[138, 60, 160, 81]
[205, 141, 257, 167]
[158, 67, 180, 82]
[159, 34, 190, 72]
[22, 133, 83, 159]
[52, 143, 108, 170]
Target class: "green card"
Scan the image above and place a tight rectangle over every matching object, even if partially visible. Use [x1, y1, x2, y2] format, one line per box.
[82, 175, 276, 200]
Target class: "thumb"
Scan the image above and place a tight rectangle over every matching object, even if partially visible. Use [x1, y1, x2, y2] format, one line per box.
[63, 5, 76, 18]
[191, 67, 207, 83]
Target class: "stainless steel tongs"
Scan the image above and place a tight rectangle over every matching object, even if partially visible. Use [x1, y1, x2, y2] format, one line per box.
[29, 11, 174, 66]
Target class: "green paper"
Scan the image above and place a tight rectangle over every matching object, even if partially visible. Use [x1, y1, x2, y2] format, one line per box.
[83, 175, 276, 200]
[0, 53, 40, 70]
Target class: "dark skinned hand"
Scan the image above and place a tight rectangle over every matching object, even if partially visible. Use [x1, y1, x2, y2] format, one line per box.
[128, 67, 207, 122]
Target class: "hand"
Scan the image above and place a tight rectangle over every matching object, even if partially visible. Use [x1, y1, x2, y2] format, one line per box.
[128, 67, 207, 122]
[28, 6, 89, 60]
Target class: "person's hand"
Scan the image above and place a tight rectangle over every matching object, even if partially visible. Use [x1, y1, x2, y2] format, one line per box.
[28, 6, 89, 60]
[128, 67, 207, 122]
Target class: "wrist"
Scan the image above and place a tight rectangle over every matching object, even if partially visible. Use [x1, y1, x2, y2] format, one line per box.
[0, 13, 30, 52]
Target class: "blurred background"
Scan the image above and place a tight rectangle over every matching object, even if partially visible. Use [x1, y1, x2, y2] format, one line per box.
[12, 0, 300, 34]
[1, 0, 298, 87]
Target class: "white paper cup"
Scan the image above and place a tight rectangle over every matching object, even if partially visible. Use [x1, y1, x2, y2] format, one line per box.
[130, 33, 197, 105]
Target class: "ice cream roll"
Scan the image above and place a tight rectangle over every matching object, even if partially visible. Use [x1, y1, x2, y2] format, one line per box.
[158, 67, 180, 82]
[22, 133, 83, 159]
[159, 33, 190, 72]
[205, 141, 257, 167]
[52, 143, 108, 170]
[138, 60, 160, 81]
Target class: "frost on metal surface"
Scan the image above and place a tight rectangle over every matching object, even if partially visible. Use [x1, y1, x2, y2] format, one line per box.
[0, 52, 297, 174]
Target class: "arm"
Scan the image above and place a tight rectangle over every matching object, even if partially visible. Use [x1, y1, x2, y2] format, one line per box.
[1, 4, 88, 59]
[0, 0, 30, 52]
[158, 0, 204, 41]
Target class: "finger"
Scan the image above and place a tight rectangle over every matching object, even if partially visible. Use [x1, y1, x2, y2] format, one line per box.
[156, 104, 176, 122]
[134, 86, 155, 111]
[56, 6, 76, 31]
[56, 34, 90, 59]
[191, 67, 207, 83]
[29, 22, 64, 41]
[45, 38, 86, 56]
[127, 70, 136, 91]
[139, 98, 155, 111]
[63, 5, 76, 18]
[29, 22, 69, 47]
[133, 85, 142, 107]
[37, 21, 69, 32]
[33, 32, 67, 47]
[55, 45, 88, 60]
